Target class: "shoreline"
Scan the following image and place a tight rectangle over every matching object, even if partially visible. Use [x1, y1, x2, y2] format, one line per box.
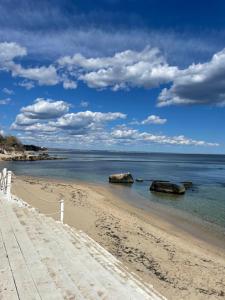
[106, 182, 225, 251]
[12, 175, 225, 299]
[13, 173, 225, 252]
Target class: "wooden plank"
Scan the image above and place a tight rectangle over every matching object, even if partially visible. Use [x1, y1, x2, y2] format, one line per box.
[44, 215, 163, 300]
[0, 200, 41, 300]
[7, 203, 65, 300]
[77, 231, 161, 299]
[15, 206, 85, 300]
[59, 220, 164, 299]
[27, 210, 105, 300]
[39, 214, 122, 300]
[0, 228, 19, 300]
[0, 189, 164, 300]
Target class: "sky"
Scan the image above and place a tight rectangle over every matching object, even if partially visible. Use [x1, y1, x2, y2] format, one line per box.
[0, 0, 225, 153]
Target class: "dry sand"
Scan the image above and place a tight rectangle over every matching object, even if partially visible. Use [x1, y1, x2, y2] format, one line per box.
[12, 175, 225, 300]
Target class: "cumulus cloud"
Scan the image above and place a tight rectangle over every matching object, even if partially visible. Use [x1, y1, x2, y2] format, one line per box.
[2, 41, 177, 91]
[11, 97, 218, 148]
[80, 100, 89, 108]
[3, 40, 225, 112]
[2, 40, 225, 108]
[11, 64, 59, 86]
[0, 98, 11, 105]
[157, 48, 225, 106]
[12, 113, 39, 126]
[0, 42, 26, 66]
[11, 98, 71, 131]
[111, 127, 219, 147]
[0, 42, 59, 86]
[59, 47, 178, 90]
[0, 42, 75, 88]
[18, 80, 35, 90]
[62, 79, 77, 89]
[20, 98, 70, 119]
[54, 111, 126, 131]
[11, 98, 126, 137]
[2, 88, 14, 95]
[58, 46, 225, 105]
[141, 115, 167, 125]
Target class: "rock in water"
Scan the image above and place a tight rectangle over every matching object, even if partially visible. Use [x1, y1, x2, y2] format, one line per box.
[150, 180, 185, 195]
[181, 181, 193, 189]
[136, 178, 144, 182]
[109, 173, 134, 184]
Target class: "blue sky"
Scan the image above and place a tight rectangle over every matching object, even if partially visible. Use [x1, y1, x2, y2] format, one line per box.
[0, 0, 225, 153]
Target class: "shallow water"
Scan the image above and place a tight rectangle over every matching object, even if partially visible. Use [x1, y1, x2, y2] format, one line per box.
[2, 149, 225, 230]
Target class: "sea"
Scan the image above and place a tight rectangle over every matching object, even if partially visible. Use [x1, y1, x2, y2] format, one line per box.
[1, 149, 225, 234]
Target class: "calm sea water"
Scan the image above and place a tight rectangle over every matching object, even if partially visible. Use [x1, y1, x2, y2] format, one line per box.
[1, 150, 225, 230]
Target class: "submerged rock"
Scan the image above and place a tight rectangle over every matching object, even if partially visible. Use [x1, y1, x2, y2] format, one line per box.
[181, 181, 193, 189]
[150, 180, 185, 195]
[136, 178, 144, 182]
[109, 173, 134, 184]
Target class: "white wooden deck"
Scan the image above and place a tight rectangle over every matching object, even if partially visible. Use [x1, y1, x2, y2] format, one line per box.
[0, 192, 165, 300]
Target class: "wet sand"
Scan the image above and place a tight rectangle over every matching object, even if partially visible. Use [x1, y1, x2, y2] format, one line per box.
[12, 175, 225, 300]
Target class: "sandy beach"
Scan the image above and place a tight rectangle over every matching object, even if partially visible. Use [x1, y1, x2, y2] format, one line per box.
[12, 175, 225, 300]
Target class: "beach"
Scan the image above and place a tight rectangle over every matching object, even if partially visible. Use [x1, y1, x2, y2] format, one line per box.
[12, 175, 225, 300]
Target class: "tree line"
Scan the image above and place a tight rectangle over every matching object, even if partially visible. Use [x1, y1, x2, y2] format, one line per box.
[0, 134, 47, 153]
[0, 134, 23, 152]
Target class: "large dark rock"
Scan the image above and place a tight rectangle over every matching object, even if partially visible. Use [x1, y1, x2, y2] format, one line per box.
[109, 173, 134, 184]
[150, 180, 185, 195]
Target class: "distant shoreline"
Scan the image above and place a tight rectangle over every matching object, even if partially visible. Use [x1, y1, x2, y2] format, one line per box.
[0, 151, 65, 161]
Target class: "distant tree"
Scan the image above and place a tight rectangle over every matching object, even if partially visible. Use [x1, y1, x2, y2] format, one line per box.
[0, 135, 23, 151]
[0, 134, 5, 145]
[3, 135, 24, 151]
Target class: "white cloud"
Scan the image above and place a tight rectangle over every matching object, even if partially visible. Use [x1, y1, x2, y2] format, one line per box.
[62, 79, 77, 89]
[0, 42, 60, 87]
[11, 98, 71, 131]
[54, 111, 126, 135]
[16, 122, 57, 133]
[157, 48, 225, 106]
[2, 88, 14, 95]
[0, 42, 79, 89]
[141, 115, 167, 125]
[0, 42, 225, 106]
[18, 80, 35, 90]
[11, 98, 126, 137]
[111, 127, 219, 147]
[58, 45, 225, 105]
[0, 42, 26, 66]
[80, 100, 89, 108]
[11, 64, 59, 86]
[12, 113, 39, 126]
[20, 98, 70, 119]
[0, 98, 11, 105]
[11, 97, 219, 148]
[59, 47, 179, 90]
[2, 40, 225, 107]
